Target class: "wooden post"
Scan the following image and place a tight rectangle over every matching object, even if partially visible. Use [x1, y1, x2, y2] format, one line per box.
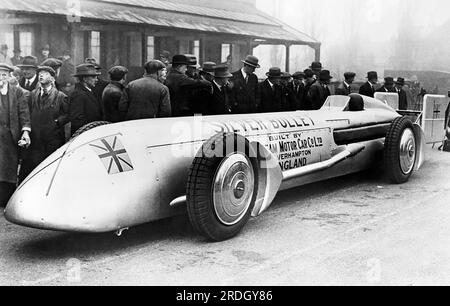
[285, 43, 291, 72]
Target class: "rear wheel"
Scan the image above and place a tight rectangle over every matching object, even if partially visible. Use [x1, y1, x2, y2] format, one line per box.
[384, 117, 417, 184]
[187, 133, 258, 242]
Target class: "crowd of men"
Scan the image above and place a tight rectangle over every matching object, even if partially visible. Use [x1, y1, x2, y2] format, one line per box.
[0, 46, 414, 206]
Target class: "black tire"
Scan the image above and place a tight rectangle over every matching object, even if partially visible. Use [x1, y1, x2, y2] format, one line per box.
[71, 121, 111, 140]
[187, 133, 258, 242]
[384, 117, 417, 184]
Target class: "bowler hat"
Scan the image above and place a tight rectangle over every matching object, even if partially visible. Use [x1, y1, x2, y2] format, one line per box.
[37, 66, 57, 77]
[199, 62, 216, 75]
[214, 65, 233, 78]
[384, 77, 394, 85]
[172, 55, 189, 66]
[41, 58, 63, 71]
[184, 54, 199, 68]
[292, 71, 305, 79]
[18, 56, 39, 69]
[344, 72, 356, 79]
[319, 70, 333, 81]
[242, 55, 260, 68]
[396, 77, 405, 86]
[85, 58, 101, 70]
[310, 61, 323, 70]
[366, 71, 378, 80]
[0, 63, 13, 72]
[73, 64, 101, 77]
[266, 67, 282, 78]
[108, 66, 129, 80]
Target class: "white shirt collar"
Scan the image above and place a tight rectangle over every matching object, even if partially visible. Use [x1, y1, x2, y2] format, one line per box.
[25, 74, 37, 85]
[0, 84, 8, 95]
[213, 80, 222, 90]
[241, 68, 247, 80]
[344, 81, 350, 88]
[267, 79, 274, 88]
[84, 85, 92, 92]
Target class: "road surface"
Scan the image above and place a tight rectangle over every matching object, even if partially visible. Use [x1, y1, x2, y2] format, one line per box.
[1, 146, 449, 286]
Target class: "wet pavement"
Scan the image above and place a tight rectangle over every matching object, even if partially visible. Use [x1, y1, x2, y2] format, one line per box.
[1, 146, 450, 286]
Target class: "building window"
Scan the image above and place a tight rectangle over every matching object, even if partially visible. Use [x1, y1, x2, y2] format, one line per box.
[19, 32, 33, 56]
[146, 36, 155, 62]
[221, 44, 231, 64]
[89, 31, 101, 63]
[189, 40, 200, 62]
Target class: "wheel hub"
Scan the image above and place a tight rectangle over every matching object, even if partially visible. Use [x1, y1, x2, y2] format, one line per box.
[213, 154, 255, 226]
[399, 128, 416, 175]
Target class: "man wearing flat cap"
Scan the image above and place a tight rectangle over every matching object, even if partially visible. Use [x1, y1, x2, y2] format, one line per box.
[165, 55, 211, 117]
[208, 65, 234, 115]
[102, 66, 128, 123]
[119, 60, 171, 120]
[18, 56, 40, 92]
[336, 72, 356, 96]
[307, 70, 332, 110]
[69, 64, 104, 135]
[377, 77, 396, 93]
[41, 58, 63, 90]
[359, 71, 378, 98]
[19, 65, 69, 182]
[0, 63, 31, 206]
[395, 77, 408, 111]
[160, 50, 171, 67]
[230, 55, 260, 114]
[259, 67, 283, 113]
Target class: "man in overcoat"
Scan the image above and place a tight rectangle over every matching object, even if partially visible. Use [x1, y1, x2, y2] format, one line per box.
[230, 55, 260, 114]
[19, 66, 69, 182]
[0, 64, 31, 206]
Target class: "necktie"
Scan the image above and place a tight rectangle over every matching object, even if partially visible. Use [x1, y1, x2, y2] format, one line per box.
[245, 74, 249, 84]
[26, 80, 30, 88]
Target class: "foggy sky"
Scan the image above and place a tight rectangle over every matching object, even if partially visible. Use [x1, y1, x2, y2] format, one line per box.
[256, 0, 450, 79]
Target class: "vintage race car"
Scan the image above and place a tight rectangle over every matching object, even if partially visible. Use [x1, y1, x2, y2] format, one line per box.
[5, 94, 426, 241]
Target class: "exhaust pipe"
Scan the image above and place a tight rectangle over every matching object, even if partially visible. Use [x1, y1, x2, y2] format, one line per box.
[282, 144, 366, 181]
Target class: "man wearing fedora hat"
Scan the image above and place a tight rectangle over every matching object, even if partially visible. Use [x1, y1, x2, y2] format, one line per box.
[395, 77, 408, 110]
[359, 71, 378, 98]
[336, 72, 356, 96]
[19, 65, 69, 182]
[377, 77, 396, 93]
[259, 67, 283, 113]
[69, 64, 104, 135]
[192, 62, 216, 115]
[11, 49, 23, 66]
[165, 55, 211, 117]
[0, 63, 31, 206]
[119, 60, 171, 121]
[230, 55, 260, 114]
[307, 70, 332, 110]
[85, 58, 108, 104]
[208, 65, 234, 115]
[18, 56, 40, 92]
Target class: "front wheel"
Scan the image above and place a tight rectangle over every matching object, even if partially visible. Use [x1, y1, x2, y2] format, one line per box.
[186, 133, 258, 242]
[384, 117, 417, 184]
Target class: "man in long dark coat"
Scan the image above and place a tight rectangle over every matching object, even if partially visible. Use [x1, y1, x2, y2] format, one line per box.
[208, 65, 233, 115]
[0, 64, 31, 206]
[230, 55, 260, 114]
[336, 72, 356, 96]
[165, 55, 211, 117]
[19, 66, 69, 182]
[259, 67, 283, 113]
[102, 66, 128, 123]
[69, 64, 104, 136]
[395, 77, 408, 111]
[308, 70, 332, 110]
